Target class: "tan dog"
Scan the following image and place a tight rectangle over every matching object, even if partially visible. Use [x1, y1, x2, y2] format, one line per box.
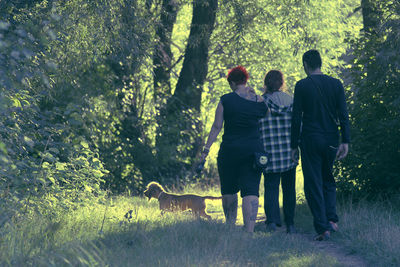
[143, 182, 221, 219]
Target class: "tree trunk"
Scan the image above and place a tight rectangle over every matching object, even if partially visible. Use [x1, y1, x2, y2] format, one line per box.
[360, 0, 383, 80]
[156, 0, 218, 178]
[153, 0, 179, 101]
[173, 0, 218, 110]
[361, 0, 382, 34]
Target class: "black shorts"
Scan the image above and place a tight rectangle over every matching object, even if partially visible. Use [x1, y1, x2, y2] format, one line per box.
[217, 149, 262, 197]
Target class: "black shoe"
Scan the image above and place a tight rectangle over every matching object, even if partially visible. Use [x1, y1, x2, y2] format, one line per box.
[286, 225, 297, 234]
[266, 222, 277, 232]
[313, 231, 330, 241]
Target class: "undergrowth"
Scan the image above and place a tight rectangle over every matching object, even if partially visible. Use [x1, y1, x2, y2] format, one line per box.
[1, 176, 399, 266]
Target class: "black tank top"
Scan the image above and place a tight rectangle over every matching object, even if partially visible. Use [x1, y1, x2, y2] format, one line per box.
[220, 92, 268, 156]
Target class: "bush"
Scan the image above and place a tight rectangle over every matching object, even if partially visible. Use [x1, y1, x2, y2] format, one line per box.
[337, 1, 400, 197]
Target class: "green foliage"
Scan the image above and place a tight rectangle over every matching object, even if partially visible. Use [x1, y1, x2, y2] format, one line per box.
[200, 0, 361, 169]
[1, 191, 400, 266]
[208, 0, 361, 90]
[0, 1, 120, 222]
[337, 1, 400, 197]
[1, 0, 396, 222]
[0, 194, 333, 266]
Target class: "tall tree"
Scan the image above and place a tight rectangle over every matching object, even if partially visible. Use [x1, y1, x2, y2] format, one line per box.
[337, 0, 400, 197]
[173, 0, 218, 111]
[156, 0, 218, 177]
[360, 0, 384, 80]
[361, 0, 382, 34]
[153, 0, 180, 101]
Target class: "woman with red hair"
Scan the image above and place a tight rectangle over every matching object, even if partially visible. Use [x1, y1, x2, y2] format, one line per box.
[201, 66, 268, 232]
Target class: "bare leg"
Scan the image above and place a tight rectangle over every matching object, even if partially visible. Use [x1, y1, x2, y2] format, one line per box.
[242, 195, 259, 232]
[222, 194, 238, 225]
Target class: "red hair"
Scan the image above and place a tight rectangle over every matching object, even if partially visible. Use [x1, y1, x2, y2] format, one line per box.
[227, 66, 249, 85]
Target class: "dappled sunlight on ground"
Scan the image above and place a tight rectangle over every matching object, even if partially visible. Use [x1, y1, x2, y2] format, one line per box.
[2, 179, 399, 266]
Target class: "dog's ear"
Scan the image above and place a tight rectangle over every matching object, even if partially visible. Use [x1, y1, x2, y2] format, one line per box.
[143, 189, 151, 200]
[146, 193, 152, 201]
[143, 189, 152, 201]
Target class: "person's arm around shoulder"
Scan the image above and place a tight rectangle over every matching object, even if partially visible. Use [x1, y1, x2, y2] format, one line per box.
[247, 86, 266, 102]
[201, 101, 224, 161]
[247, 86, 269, 114]
[256, 94, 265, 103]
[256, 94, 270, 118]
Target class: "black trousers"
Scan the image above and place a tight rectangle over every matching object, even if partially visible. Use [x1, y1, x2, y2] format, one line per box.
[263, 168, 296, 227]
[300, 133, 339, 234]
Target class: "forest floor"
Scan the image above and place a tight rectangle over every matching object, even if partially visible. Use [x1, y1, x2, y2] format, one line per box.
[278, 226, 368, 267]
[250, 216, 369, 267]
[1, 177, 399, 266]
[306, 235, 367, 267]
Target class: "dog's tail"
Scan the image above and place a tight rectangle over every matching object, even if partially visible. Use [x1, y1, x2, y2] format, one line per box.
[203, 196, 223, 200]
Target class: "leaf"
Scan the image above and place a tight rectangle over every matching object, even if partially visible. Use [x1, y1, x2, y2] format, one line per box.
[42, 152, 56, 163]
[0, 142, 7, 154]
[42, 162, 50, 168]
[80, 141, 89, 149]
[84, 185, 93, 192]
[12, 98, 22, 108]
[24, 136, 34, 148]
[48, 147, 59, 154]
[48, 176, 56, 184]
[55, 162, 66, 170]
[0, 21, 10, 30]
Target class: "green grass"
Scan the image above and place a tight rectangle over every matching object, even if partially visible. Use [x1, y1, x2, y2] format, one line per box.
[335, 199, 400, 266]
[1, 172, 399, 266]
[1, 195, 339, 266]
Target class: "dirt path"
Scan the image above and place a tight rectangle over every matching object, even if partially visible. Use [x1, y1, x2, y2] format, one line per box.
[254, 218, 368, 267]
[299, 232, 368, 267]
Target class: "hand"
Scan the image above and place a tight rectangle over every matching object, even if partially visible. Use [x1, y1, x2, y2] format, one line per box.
[195, 158, 206, 174]
[336, 143, 349, 160]
[246, 86, 255, 94]
[200, 147, 210, 161]
[196, 150, 208, 175]
[291, 148, 299, 163]
[200, 151, 207, 161]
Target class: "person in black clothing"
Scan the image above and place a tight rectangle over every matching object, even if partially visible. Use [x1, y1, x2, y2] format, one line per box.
[291, 50, 350, 241]
[201, 66, 268, 232]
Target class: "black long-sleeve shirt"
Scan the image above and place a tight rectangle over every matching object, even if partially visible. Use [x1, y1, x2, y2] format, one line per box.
[290, 74, 350, 148]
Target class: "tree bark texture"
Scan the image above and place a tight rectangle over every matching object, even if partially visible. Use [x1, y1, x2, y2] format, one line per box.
[174, 0, 218, 111]
[361, 0, 382, 35]
[156, 0, 218, 176]
[153, 0, 179, 100]
[360, 0, 383, 81]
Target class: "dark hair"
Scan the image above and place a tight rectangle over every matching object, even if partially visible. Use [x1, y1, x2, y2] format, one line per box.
[264, 70, 285, 93]
[302, 49, 322, 70]
[227, 66, 249, 85]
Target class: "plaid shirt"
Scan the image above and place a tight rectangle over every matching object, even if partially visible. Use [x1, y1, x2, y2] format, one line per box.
[259, 93, 298, 173]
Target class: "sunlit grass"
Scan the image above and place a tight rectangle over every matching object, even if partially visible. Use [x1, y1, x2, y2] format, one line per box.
[0, 168, 317, 267]
[0, 186, 339, 266]
[335, 200, 400, 266]
[177, 166, 305, 225]
[1, 171, 399, 266]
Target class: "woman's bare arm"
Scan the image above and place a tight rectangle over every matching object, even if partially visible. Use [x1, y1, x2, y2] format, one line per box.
[201, 101, 224, 159]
